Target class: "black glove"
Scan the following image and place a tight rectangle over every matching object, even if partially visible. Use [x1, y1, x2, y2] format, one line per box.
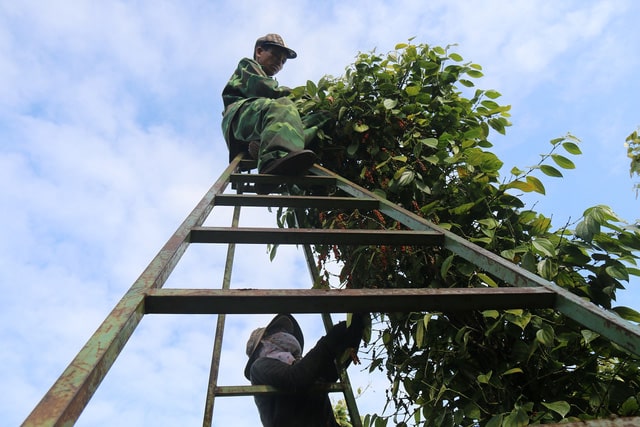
[320, 313, 365, 357]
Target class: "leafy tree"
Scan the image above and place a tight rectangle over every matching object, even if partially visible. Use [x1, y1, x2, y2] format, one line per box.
[627, 129, 640, 197]
[282, 41, 640, 426]
[334, 399, 354, 427]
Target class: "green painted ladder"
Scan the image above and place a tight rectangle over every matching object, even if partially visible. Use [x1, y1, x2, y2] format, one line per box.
[23, 154, 640, 426]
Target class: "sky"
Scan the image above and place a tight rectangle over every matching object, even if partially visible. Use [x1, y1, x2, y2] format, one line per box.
[2, 0, 639, 425]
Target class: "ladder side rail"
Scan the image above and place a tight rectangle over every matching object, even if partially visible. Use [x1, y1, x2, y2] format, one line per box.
[300, 240, 362, 427]
[22, 158, 242, 427]
[310, 164, 640, 356]
[203, 199, 244, 426]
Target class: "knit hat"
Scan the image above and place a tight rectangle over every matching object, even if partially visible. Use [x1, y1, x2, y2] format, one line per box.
[244, 314, 304, 380]
[255, 33, 297, 59]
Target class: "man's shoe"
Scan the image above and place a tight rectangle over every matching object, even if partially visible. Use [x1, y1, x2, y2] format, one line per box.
[259, 149, 316, 176]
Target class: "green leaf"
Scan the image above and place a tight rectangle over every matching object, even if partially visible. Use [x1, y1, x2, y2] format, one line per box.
[531, 215, 552, 234]
[338, 106, 347, 121]
[397, 169, 415, 186]
[562, 141, 582, 155]
[420, 137, 438, 148]
[415, 317, 425, 348]
[383, 98, 398, 109]
[467, 69, 484, 78]
[477, 371, 492, 384]
[463, 402, 481, 420]
[621, 396, 640, 416]
[506, 311, 531, 330]
[585, 204, 618, 223]
[540, 164, 563, 178]
[441, 254, 454, 279]
[503, 407, 529, 427]
[488, 117, 506, 134]
[532, 238, 556, 257]
[486, 414, 503, 427]
[423, 313, 434, 330]
[505, 179, 535, 193]
[482, 310, 499, 319]
[501, 367, 524, 376]
[541, 401, 570, 418]
[347, 140, 359, 156]
[450, 202, 476, 214]
[551, 154, 576, 169]
[537, 259, 558, 280]
[526, 175, 546, 194]
[353, 122, 370, 133]
[268, 244, 278, 261]
[305, 80, 317, 96]
[575, 219, 597, 242]
[606, 264, 629, 281]
[477, 272, 498, 287]
[449, 52, 463, 61]
[581, 329, 600, 345]
[415, 179, 431, 194]
[484, 89, 501, 99]
[536, 325, 555, 346]
[405, 85, 421, 96]
[612, 306, 640, 322]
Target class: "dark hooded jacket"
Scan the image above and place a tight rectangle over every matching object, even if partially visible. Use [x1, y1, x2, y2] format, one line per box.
[249, 347, 340, 427]
[246, 315, 365, 427]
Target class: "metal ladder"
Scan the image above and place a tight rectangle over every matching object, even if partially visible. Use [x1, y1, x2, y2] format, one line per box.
[23, 154, 640, 426]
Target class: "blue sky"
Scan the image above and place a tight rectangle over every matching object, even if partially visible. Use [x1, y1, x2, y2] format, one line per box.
[2, 1, 639, 426]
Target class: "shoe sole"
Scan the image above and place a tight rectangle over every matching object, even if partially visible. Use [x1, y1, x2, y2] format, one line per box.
[260, 150, 316, 176]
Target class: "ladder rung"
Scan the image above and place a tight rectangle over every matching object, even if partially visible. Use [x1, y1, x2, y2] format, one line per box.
[230, 173, 337, 186]
[214, 383, 345, 397]
[144, 287, 557, 314]
[238, 159, 257, 171]
[189, 227, 443, 246]
[215, 194, 380, 209]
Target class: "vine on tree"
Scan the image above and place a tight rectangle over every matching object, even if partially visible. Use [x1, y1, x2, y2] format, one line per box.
[278, 41, 640, 426]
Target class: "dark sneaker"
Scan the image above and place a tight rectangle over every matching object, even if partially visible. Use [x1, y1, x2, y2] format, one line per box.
[259, 149, 316, 176]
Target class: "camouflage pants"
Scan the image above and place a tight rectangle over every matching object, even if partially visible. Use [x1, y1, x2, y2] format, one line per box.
[228, 97, 305, 169]
[228, 97, 331, 169]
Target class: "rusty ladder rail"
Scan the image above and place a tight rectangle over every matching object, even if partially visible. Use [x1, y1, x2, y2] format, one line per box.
[22, 153, 640, 426]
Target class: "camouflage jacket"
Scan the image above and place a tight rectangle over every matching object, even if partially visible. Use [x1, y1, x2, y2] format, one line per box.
[221, 57, 292, 145]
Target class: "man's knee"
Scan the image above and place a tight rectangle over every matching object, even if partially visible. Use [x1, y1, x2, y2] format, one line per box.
[263, 98, 300, 125]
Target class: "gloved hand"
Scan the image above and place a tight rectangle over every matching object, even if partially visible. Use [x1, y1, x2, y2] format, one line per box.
[320, 313, 366, 357]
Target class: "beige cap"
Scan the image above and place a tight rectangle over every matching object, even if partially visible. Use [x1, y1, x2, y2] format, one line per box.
[255, 33, 297, 59]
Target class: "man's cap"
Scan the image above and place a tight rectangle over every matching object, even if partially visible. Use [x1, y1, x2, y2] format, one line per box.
[256, 33, 297, 59]
[244, 313, 304, 380]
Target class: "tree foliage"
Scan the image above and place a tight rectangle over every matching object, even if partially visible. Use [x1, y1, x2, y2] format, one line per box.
[283, 41, 640, 426]
[627, 129, 640, 197]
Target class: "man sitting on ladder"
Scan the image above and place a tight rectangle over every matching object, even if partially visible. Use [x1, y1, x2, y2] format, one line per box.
[222, 34, 316, 175]
[221, 33, 326, 177]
